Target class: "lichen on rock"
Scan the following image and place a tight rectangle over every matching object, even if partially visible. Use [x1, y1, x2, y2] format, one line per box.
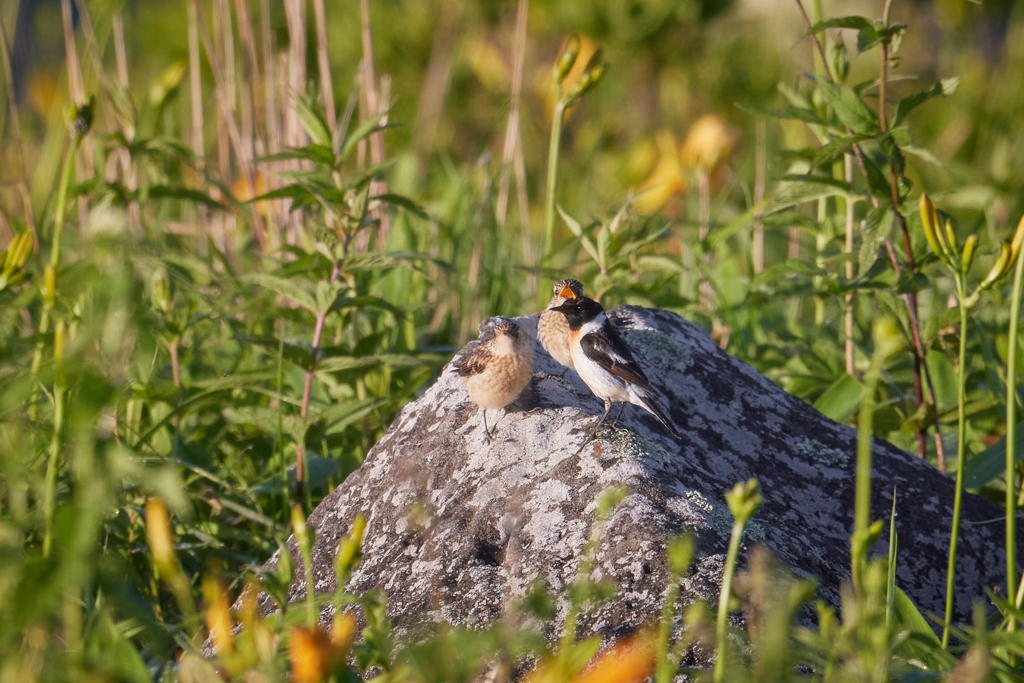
[246, 305, 1016, 666]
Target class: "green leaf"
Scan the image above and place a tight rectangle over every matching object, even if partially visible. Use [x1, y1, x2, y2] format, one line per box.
[892, 76, 961, 128]
[886, 491, 898, 627]
[294, 96, 333, 147]
[258, 144, 336, 166]
[240, 273, 317, 312]
[340, 110, 389, 162]
[816, 76, 879, 135]
[962, 422, 1024, 488]
[807, 16, 873, 33]
[557, 205, 583, 237]
[750, 259, 826, 288]
[320, 398, 384, 434]
[811, 134, 871, 170]
[813, 374, 866, 422]
[861, 154, 893, 201]
[735, 103, 824, 126]
[768, 177, 852, 213]
[878, 133, 906, 177]
[859, 207, 891, 272]
[250, 184, 315, 208]
[374, 193, 429, 219]
[148, 185, 226, 209]
[892, 587, 951, 669]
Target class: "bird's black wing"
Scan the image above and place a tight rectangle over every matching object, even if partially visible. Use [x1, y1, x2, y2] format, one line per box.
[579, 325, 652, 391]
[457, 346, 492, 377]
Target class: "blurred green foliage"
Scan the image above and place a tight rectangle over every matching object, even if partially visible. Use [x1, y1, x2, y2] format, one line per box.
[2, 0, 1024, 680]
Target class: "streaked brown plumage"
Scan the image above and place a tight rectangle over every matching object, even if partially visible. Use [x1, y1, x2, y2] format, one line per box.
[537, 278, 584, 373]
[458, 318, 534, 441]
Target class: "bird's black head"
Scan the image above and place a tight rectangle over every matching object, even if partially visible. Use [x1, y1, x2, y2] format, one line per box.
[553, 296, 605, 331]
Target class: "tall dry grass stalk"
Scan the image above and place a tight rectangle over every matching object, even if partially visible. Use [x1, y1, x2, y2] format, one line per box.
[284, 0, 307, 244]
[412, 0, 463, 160]
[188, 2, 212, 253]
[496, 0, 527, 227]
[359, 0, 392, 249]
[0, 17, 36, 243]
[191, 0, 267, 251]
[61, 0, 92, 224]
[312, 0, 336, 138]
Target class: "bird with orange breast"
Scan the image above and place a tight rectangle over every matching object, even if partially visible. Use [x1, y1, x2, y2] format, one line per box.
[457, 317, 534, 442]
[551, 295, 679, 439]
[537, 278, 584, 375]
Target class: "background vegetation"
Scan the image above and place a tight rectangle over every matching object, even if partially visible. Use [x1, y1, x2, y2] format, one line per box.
[1, 0, 1024, 680]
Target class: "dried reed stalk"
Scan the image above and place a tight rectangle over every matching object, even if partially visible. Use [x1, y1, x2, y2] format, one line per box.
[283, 0, 308, 245]
[413, 0, 463, 160]
[188, 2, 211, 253]
[0, 17, 36, 243]
[311, 0, 336, 138]
[61, 0, 92, 223]
[113, 15, 128, 87]
[191, 0, 268, 250]
[359, 0, 391, 248]
[495, 0, 526, 227]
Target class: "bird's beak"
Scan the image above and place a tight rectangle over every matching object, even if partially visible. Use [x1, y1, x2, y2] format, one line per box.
[559, 285, 576, 299]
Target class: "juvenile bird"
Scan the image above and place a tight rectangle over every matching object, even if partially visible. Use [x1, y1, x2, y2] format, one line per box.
[537, 278, 584, 373]
[553, 296, 680, 439]
[457, 317, 535, 442]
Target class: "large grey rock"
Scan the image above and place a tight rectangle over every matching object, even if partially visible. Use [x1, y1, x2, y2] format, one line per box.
[254, 305, 1013, 654]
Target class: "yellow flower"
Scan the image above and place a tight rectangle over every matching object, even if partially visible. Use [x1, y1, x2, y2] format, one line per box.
[680, 114, 737, 170]
[571, 631, 655, 683]
[145, 498, 177, 578]
[466, 36, 510, 91]
[202, 575, 235, 659]
[288, 614, 356, 683]
[633, 130, 688, 216]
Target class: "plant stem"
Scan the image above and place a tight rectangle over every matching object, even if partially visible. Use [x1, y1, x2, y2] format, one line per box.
[1005, 244, 1024, 630]
[30, 136, 80, 421]
[42, 362, 65, 558]
[853, 348, 884, 584]
[544, 98, 565, 260]
[941, 288, 969, 649]
[295, 260, 343, 506]
[714, 518, 746, 683]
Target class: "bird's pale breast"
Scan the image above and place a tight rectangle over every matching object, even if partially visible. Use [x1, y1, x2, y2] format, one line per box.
[538, 307, 575, 369]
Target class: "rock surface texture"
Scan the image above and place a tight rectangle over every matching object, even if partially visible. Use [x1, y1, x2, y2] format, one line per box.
[255, 305, 1013, 655]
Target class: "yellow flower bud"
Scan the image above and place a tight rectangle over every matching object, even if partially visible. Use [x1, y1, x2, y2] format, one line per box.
[553, 34, 581, 84]
[978, 240, 1012, 292]
[1010, 212, 1024, 265]
[919, 195, 950, 265]
[943, 217, 960, 261]
[961, 234, 978, 274]
[145, 498, 178, 578]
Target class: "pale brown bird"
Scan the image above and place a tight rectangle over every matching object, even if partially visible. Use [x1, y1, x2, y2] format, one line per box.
[458, 318, 535, 442]
[537, 278, 584, 374]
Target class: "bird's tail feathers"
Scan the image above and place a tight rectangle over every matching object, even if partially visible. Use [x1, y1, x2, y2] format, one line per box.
[630, 388, 680, 440]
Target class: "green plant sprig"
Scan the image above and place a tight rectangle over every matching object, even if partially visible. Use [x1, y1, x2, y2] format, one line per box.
[544, 35, 605, 262]
[920, 195, 1024, 648]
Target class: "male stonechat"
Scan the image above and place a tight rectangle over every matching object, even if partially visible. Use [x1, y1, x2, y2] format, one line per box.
[458, 317, 535, 442]
[537, 278, 584, 373]
[552, 296, 680, 439]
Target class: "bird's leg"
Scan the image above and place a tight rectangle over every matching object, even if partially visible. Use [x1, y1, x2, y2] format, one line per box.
[482, 409, 492, 443]
[591, 399, 612, 435]
[610, 402, 626, 428]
